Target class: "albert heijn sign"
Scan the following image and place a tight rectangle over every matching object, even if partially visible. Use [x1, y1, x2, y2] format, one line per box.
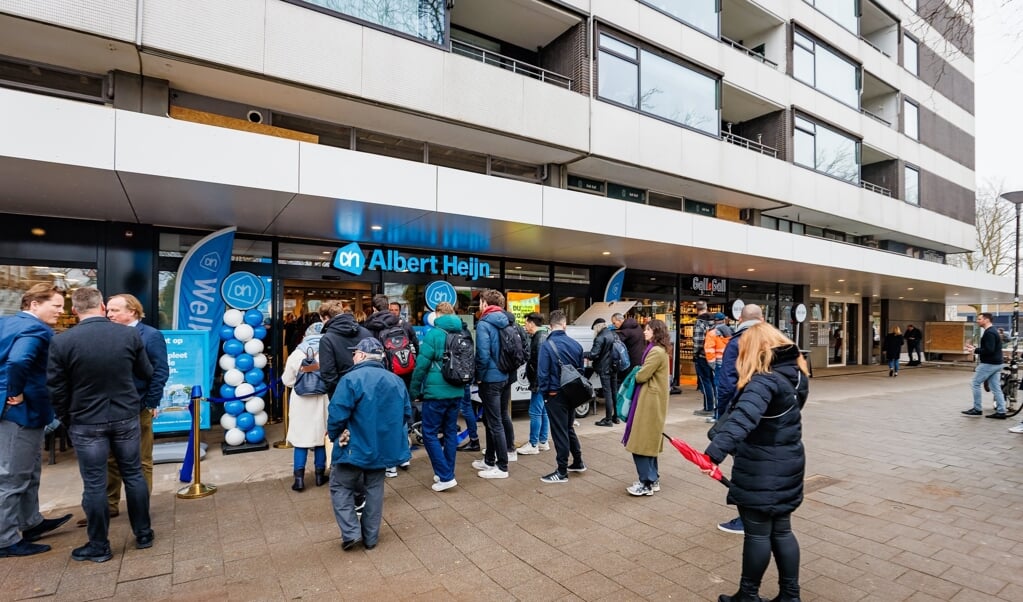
[331, 242, 492, 280]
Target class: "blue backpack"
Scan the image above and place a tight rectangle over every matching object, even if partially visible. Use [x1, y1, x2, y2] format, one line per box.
[612, 336, 631, 371]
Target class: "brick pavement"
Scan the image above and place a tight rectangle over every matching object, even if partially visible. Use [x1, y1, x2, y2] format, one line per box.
[5, 364, 1023, 601]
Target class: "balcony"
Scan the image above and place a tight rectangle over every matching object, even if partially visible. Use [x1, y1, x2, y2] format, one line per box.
[451, 39, 572, 90]
[720, 0, 787, 70]
[861, 71, 898, 130]
[861, 144, 898, 198]
[721, 83, 785, 159]
[860, 0, 899, 60]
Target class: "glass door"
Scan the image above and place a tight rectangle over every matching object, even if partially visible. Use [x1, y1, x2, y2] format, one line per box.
[828, 302, 845, 366]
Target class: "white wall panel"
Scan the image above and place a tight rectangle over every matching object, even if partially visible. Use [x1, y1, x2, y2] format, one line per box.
[361, 28, 444, 115]
[0, 88, 114, 169]
[142, 0, 266, 73]
[591, 101, 641, 161]
[442, 55, 524, 134]
[680, 129, 722, 186]
[0, 0, 135, 41]
[520, 80, 589, 150]
[542, 187, 627, 237]
[690, 210, 747, 250]
[747, 226, 795, 262]
[299, 144, 436, 211]
[437, 169, 542, 225]
[264, 1, 363, 94]
[592, 0, 639, 34]
[624, 203, 694, 247]
[637, 117, 683, 176]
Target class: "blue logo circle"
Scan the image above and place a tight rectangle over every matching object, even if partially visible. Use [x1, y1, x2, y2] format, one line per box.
[425, 281, 457, 310]
[221, 272, 265, 310]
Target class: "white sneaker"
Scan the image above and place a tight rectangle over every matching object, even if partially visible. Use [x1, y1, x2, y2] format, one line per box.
[432, 479, 457, 492]
[651, 480, 661, 492]
[517, 443, 540, 455]
[538, 441, 550, 451]
[433, 475, 440, 483]
[1009, 423, 1023, 434]
[507, 451, 518, 462]
[471, 459, 492, 470]
[385, 467, 398, 478]
[478, 466, 508, 479]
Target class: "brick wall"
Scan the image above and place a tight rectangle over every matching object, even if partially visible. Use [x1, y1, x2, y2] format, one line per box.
[918, 103, 974, 169]
[541, 21, 589, 96]
[861, 159, 899, 195]
[918, 0, 973, 59]
[917, 167, 975, 225]
[731, 109, 789, 161]
[916, 43, 974, 115]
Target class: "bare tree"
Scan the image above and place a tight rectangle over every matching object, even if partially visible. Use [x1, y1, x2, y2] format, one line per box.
[947, 181, 1016, 276]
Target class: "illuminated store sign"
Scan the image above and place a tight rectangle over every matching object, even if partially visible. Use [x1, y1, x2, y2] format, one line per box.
[332, 242, 491, 280]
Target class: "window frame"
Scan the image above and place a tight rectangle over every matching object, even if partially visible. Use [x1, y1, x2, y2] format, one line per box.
[638, 0, 721, 38]
[903, 33, 919, 76]
[792, 27, 862, 109]
[902, 97, 919, 140]
[284, 0, 449, 48]
[793, 112, 861, 185]
[904, 164, 920, 205]
[803, 0, 861, 35]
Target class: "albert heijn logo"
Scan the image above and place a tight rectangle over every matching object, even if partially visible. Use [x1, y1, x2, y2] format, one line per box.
[332, 242, 365, 276]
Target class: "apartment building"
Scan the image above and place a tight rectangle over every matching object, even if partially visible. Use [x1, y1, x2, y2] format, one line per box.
[0, 0, 1004, 376]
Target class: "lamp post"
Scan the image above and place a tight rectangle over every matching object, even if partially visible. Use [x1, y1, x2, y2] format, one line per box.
[1002, 191, 1023, 361]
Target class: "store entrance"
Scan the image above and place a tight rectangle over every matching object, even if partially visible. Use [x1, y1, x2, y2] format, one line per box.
[282, 279, 374, 355]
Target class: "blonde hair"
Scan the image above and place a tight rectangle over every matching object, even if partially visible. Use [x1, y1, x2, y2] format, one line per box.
[435, 302, 454, 315]
[891, 326, 901, 335]
[735, 322, 808, 390]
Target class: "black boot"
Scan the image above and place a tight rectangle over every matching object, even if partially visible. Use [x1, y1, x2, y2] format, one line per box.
[315, 468, 328, 487]
[768, 577, 800, 602]
[292, 469, 305, 491]
[718, 578, 763, 602]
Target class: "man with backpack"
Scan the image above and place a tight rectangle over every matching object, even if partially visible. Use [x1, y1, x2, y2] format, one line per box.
[409, 302, 471, 492]
[517, 313, 550, 455]
[472, 289, 517, 479]
[587, 318, 620, 427]
[536, 310, 586, 483]
[692, 300, 716, 417]
[318, 301, 373, 397]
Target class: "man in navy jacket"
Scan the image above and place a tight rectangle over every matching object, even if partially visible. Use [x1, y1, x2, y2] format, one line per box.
[536, 310, 586, 483]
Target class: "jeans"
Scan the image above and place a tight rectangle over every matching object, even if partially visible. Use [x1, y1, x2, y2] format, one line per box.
[632, 454, 658, 486]
[329, 464, 384, 546]
[479, 381, 509, 471]
[527, 391, 549, 446]
[694, 355, 716, 411]
[737, 507, 800, 599]
[888, 357, 900, 373]
[293, 446, 326, 470]
[108, 408, 154, 511]
[545, 396, 582, 475]
[972, 362, 1006, 413]
[459, 386, 478, 442]
[421, 398, 460, 482]
[69, 417, 152, 548]
[598, 369, 620, 419]
[0, 421, 44, 548]
[500, 380, 515, 451]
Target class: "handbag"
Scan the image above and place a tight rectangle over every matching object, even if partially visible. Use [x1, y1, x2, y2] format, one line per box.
[547, 340, 593, 408]
[708, 372, 802, 440]
[293, 348, 328, 396]
[615, 366, 641, 419]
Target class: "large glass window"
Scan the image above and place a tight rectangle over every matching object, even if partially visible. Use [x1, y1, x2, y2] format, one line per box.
[904, 35, 919, 76]
[903, 98, 919, 140]
[794, 116, 860, 184]
[904, 165, 919, 205]
[640, 0, 719, 37]
[598, 33, 720, 135]
[293, 0, 446, 45]
[804, 0, 859, 33]
[793, 30, 860, 108]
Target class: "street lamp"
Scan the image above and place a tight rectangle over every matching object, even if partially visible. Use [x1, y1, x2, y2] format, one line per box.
[1001, 191, 1023, 363]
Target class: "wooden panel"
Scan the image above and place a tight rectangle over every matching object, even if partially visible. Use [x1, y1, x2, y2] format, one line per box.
[168, 106, 318, 144]
[924, 321, 971, 354]
[716, 203, 741, 222]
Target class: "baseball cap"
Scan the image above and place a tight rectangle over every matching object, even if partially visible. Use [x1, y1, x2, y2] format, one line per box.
[591, 318, 606, 329]
[713, 312, 726, 320]
[349, 338, 384, 354]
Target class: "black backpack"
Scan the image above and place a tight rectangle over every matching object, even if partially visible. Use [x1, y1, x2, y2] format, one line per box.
[293, 348, 328, 396]
[440, 330, 475, 386]
[496, 322, 528, 374]
[380, 325, 416, 376]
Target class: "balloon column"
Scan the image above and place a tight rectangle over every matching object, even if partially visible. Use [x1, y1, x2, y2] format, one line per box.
[217, 308, 269, 446]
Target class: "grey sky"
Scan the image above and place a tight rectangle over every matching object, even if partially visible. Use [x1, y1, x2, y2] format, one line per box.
[976, 2, 1023, 191]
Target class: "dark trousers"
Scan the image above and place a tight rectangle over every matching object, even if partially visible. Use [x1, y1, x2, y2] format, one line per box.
[500, 380, 515, 451]
[329, 464, 384, 546]
[738, 507, 800, 598]
[907, 340, 922, 362]
[598, 369, 619, 419]
[632, 454, 658, 486]
[459, 385, 478, 441]
[479, 381, 509, 471]
[69, 417, 152, 549]
[544, 396, 581, 475]
[694, 355, 715, 411]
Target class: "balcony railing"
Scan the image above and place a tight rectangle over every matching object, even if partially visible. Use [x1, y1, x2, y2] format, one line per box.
[859, 35, 892, 58]
[860, 108, 891, 127]
[451, 39, 573, 90]
[721, 36, 779, 68]
[722, 131, 778, 158]
[861, 180, 891, 197]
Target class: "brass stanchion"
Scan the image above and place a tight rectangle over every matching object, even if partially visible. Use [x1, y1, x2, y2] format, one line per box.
[272, 387, 292, 449]
[177, 386, 217, 499]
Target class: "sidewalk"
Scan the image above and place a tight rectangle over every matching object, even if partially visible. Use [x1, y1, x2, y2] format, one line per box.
[8, 365, 1023, 601]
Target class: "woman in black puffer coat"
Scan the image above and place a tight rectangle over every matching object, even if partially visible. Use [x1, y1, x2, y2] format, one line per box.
[705, 323, 809, 602]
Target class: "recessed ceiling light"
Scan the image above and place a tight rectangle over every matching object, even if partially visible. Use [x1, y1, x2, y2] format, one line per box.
[953, 293, 959, 296]
[30, 228, 45, 237]
[746, 268, 755, 272]
[650, 277, 656, 281]
[838, 279, 845, 282]
[813, 289, 819, 292]
[898, 296, 904, 299]
[872, 294, 879, 297]
[515, 266, 522, 270]
[321, 251, 330, 254]
[602, 251, 611, 255]
[741, 285, 748, 288]
[834, 291, 841, 294]
[370, 225, 383, 231]
[907, 287, 914, 291]
[923, 299, 929, 301]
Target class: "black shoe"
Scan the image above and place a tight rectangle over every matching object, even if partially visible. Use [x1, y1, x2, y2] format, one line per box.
[612, 416, 621, 424]
[961, 408, 983, 416]
[889, 369, 893, 377]
[364, 542, 377, 550]
[0, 539, 50, 557]
[135, 531, 155, 550]
[567, 463, 587, 472]
[595, 418, 613, 427]
[342, 538, 362, 551]
[71, 543, 113, 563]
[315, 468, 328, 487]
[986, 412, 1008, 419]
[22, 513, 72, 542]
[458, 439, 481, 452]
[292, 469, 305, 491]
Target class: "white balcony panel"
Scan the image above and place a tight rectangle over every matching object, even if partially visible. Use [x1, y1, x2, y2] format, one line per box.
[0, 88, 114, 169]
[624, 203, 695, 247]
[520, 80, 589, 150]
[0, 0, 136, 41]
[691, 211, 747, 251]
[437, 168, 542, 225]
[299, 144, 436, 212]
[442, 54, 524, 136]
[747, 227, 796, 262]
[361, 28, 444, 116]
[718, 142, 767, 201]
[115, 111, 299, 193]
[638, 116, 684, 176]
[264, 1, 363, 94]
[591, 101, 642, 162]
[680, 129, 723, 188]
[637, 5, 683, 52]
[543, 187, 627, 237]
[142, 0, 266, 73]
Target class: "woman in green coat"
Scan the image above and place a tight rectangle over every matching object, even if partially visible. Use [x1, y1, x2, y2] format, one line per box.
[621, 318, 671, 496]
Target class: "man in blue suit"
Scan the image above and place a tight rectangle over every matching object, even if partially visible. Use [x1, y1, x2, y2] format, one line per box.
[0, 284, 73, 558]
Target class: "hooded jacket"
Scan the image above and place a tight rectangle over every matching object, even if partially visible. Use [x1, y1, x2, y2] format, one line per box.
[319, 313, 373, 395]
[618, 318, 646, 368]
[716, 319, 760, 409]
[364, 310, 418, 355]
[410, 314, 467, 401]
[0, 312, 55, 428]
[475, 306, 509, 383]
[327, 359, 413, 469]
[705, 344, 808, 515]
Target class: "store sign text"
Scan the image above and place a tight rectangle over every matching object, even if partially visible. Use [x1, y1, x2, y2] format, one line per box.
[332, 243, 491, 280]
[691, 276, 727, 295]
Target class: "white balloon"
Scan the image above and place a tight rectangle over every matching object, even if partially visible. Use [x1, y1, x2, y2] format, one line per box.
[218, 354, 236, 371]
[244, 397, 265, 414]
[244, 339, 264, 355]
[223, 309, 244, 327]
[224, 427, 246, 446]
[223, 369, 244, 387]
[220, 413, 237, 430]
[234, 383, 255, 398]
[253, 411, 268, 426]
[233, 324, 254, 342]
[425, 311, 436, 327]
[252, 353, 267, 369]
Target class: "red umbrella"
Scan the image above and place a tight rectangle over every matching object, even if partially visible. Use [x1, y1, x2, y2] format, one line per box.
[662, 433, 730, 487]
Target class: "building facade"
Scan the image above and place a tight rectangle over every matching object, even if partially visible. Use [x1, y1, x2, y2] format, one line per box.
[0, 0, 1004, 377]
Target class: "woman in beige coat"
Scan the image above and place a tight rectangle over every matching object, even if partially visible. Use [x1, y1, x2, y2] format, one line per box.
[281, 320, 329, 491]
[622, 318, 671, 496]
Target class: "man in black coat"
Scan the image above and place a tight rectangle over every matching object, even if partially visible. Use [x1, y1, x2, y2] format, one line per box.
[586, 318, 620, 426]
[611, 312, 646, 369]
[47, 288, 154, 563]
[317, 300, 373, 397]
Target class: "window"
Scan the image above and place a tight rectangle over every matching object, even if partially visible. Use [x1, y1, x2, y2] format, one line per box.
[640, 0, 719, 37]
[648, 191, 682, 210]
[290, 0, 446, 45]
[904, 165, 919, 205]
[598, 33, 720, 135]
[794, 115, 860, 184]
[903, 0, 917, 11]
[793, 30, 861, 108]
[804, 0, 859, 33]
[904, 35, 918, 76]
[903, 98, 919, 140]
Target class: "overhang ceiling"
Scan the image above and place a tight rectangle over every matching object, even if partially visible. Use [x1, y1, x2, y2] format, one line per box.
[450, 0, 581, 50]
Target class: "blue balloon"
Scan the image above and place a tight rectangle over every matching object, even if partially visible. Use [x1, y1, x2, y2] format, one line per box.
[244, 368, 264, 385]
[245, 425, 265, 443]
[218, 325, 237, 341]
[252, 325, 267, 340]
[234, 353, 254, 372]
[243, 309, 264, 326]
[235, 412, 255, 431]
[223, 339, 244, 356]
[219, 384, 237, 400]
[224, 400, 245, 416]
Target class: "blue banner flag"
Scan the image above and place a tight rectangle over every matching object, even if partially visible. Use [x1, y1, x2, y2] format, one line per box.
[604, 267, 627, 302]
[172, 226, 235, 384]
